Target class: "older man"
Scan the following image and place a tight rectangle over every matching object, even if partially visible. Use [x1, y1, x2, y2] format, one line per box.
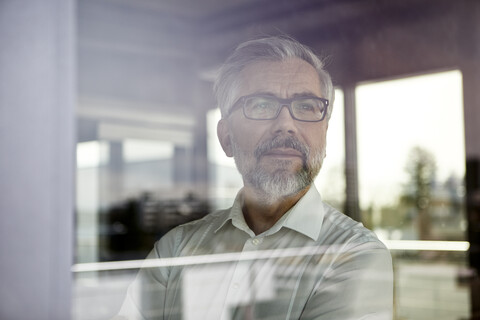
[118, 36, 393, 320]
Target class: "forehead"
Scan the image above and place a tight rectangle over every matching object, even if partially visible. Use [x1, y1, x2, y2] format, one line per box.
[237, 58, 323, 99]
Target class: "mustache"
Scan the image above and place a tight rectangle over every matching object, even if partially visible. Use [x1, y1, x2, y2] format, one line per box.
[254, 136, 309, 160]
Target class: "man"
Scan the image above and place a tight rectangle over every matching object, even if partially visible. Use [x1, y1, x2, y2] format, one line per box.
[118, 36, 393, 319]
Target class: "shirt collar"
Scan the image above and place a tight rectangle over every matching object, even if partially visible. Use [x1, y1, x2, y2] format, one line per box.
[214, 189, 254, 236]
[214, 185, 324, 241]
[282, 184, 324, 241]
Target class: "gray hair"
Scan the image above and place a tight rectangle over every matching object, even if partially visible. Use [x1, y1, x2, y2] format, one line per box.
[213, 36, 334, 120]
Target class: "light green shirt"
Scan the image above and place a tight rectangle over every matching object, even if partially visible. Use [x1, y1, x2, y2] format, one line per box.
[119, 185, 393, 319]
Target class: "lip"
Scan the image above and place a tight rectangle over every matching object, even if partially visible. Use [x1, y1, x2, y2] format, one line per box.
[262, 148, 303, 158]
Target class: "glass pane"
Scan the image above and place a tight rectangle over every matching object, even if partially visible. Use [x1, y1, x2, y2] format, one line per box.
[74, 114, 201, 319]
[357, 70, 465, 240]
[356, 70, 468, 319]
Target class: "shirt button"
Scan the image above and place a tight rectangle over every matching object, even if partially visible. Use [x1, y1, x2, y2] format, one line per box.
[252, 238, 260, 245]
[233, 283, 239, 290]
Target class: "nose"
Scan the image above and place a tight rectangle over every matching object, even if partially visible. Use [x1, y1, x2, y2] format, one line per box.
[270, 105, 298, 135]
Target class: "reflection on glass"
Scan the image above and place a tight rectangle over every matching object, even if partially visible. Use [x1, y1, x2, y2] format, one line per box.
[357, 70, 465, 241]
[356, 70, 468, 319]
[123, 139, 174, 163]
[74, 135, 204, 319]
[76, 137, 208, 262]
[76, 140, 109, 264]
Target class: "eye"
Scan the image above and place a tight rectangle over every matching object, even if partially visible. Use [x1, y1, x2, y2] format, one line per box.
[244, 97, 278, 119]
[298, 103, 315, 111]
[252, 100, 275, 109]
[246, 97, 276, 112]
[294, 100, 317, 113]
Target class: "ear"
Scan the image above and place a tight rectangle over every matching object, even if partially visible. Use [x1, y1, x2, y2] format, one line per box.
[217, 119, 233, 157]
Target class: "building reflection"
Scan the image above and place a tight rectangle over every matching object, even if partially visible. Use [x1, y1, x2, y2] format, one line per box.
[105, 192, 210, 261]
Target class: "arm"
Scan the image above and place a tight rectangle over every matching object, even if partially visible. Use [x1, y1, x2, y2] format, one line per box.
[116, 228, 180, 320]
[301, 241, 394, 320]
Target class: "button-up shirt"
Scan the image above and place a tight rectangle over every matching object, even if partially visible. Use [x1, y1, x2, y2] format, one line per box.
[118, 185, 393, 319]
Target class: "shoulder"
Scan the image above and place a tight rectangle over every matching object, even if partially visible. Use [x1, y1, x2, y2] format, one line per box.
[319, 201, 386, 250]
[319, 202, 392, 278]
[153, 208, 230, 256]
[176, 208, 229, 235]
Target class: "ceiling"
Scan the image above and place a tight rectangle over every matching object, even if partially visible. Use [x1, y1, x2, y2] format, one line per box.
[77, 0, 477, 113]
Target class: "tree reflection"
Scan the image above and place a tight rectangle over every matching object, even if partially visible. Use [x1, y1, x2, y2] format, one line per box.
[401, 146, 437, 240]
[362, 146, 466, 243]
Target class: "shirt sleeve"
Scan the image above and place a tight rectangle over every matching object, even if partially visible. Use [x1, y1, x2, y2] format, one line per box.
[300, 240, 394, 320]
[116, 227, 181, 320]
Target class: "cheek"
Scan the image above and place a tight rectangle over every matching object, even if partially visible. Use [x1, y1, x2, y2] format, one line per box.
[230, 130, 255, 156]
[230, 122, 266, 152]
[305, 127, 327, 148]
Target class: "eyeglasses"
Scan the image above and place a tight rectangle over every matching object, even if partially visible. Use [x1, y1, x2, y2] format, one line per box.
[229, 94, 329, 122]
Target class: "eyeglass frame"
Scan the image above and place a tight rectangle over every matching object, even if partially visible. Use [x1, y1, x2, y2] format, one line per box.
[227, 94, 329, 122]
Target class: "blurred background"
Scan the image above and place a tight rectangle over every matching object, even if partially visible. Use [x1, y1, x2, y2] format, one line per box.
[2, 0, 480, 319]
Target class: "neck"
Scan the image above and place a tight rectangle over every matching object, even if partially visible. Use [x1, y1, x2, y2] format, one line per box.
[241, 185, 310, 235]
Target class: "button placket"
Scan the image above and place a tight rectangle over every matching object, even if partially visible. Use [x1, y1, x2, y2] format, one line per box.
[225, 237, 263, 302]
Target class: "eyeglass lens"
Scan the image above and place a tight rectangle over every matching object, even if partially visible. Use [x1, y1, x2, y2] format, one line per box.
[244, 96, 326, 121]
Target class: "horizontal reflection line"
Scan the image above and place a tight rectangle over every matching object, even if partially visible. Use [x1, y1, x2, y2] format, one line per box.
[71, 240, 470, 273]
[382, 240, 469, 252]
[72, 246, 328, 273]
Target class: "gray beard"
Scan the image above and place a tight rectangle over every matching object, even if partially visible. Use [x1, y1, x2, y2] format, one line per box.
[231, 136, 325, 204]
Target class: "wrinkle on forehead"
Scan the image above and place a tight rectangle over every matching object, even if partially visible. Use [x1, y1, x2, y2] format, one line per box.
[237, 58, 323, 100]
